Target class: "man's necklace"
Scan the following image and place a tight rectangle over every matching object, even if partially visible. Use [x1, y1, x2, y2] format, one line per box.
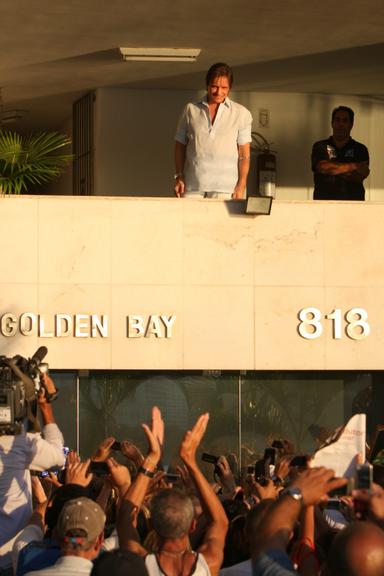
[159, 549, 190, 557]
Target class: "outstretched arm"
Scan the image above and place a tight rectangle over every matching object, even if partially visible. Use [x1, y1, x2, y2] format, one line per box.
[179, 413, 228, 576]
[30, 375, 64, 471]
[37, 374, 59, 426]
[253, 467, 347, 555]
[115, 407, 163, 555]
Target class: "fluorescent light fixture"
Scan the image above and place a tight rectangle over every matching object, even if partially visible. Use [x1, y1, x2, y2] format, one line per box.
[1, 109, 26, 123]
[119, 47, 200, 62]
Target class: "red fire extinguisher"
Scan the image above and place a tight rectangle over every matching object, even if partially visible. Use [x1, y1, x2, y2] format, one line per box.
[252, 133, 277, 198]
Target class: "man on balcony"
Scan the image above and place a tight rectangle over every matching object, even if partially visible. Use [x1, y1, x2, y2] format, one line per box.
[312, 106, 370, 201]
[174, 63, 253, 200]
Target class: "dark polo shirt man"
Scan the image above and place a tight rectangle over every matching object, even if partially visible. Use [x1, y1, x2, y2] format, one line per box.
[312, 106, 369, 200]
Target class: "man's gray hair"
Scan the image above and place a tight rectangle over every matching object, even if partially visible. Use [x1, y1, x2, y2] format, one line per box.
[150, 489, 195, 539]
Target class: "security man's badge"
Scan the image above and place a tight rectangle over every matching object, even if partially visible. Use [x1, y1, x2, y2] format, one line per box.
[327, 145, 337, 159]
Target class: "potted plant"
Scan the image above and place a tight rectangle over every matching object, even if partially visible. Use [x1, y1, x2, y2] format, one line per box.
[0, 130, 72, 194]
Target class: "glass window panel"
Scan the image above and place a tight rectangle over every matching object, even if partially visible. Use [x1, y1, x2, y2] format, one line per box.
[78, 371, 239, 474]
[48, 369, 382, 476]
[241, 371, 373, 464]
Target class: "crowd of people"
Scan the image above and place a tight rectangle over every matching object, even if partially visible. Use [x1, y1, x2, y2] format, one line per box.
[2, 374, 384, 576]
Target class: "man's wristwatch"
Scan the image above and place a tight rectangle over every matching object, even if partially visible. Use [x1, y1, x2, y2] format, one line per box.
[174, 173, 183, 180]
[282, 486, 304, 504]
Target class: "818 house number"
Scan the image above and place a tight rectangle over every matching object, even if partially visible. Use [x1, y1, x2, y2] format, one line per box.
[298, 307, 370, 340]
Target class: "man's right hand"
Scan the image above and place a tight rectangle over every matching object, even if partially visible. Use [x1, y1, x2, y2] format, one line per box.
[174, 177, 185, 198]
[353, 483, 384, 523]
[291, 467, 347, 506]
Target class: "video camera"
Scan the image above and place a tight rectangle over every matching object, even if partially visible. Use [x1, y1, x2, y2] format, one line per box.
[0, 346, 57, 436]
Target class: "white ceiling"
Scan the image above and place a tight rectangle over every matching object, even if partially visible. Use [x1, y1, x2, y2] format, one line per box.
[2, 0, 384, 130]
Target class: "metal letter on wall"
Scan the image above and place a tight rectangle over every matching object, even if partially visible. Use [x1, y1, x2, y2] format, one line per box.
[1, 314, 17, 337]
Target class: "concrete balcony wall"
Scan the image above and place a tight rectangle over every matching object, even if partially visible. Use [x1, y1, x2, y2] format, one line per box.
[0, 196, 382, 370]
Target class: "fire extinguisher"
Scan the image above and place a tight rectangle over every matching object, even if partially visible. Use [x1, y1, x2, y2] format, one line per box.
[252, 132, 277, 198]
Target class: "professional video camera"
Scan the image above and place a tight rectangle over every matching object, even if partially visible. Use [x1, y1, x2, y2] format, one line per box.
[0, 346, 57, 436]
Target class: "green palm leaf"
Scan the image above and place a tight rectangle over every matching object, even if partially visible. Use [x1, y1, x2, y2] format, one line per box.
[0, 130, 72, 194]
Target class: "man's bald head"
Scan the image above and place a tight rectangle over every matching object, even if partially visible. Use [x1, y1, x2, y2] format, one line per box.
[327, 521, 384, 576]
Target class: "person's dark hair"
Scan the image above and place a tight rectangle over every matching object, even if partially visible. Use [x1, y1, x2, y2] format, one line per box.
[150, 489, 195, 539]
[91, 549, 148, 576]
[332, 106, 354, 123]
[206, 63, 233, 88]
[222, 498, 248, 522]
[45, 484, 89, 537]
[222, 500, 248, 568]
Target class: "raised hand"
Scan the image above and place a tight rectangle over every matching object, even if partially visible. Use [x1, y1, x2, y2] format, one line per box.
[216, 456, 236, 492]
[92, 437, 116, 462]
[179, 413, 209, 467]
[65, 453, 92, 487]
[141, 406, 164, 466]
[121, 440, 144, 466]
[291, 467, 347, 506]
[253, 478, 279, 501]
[107, 457, 131, 491]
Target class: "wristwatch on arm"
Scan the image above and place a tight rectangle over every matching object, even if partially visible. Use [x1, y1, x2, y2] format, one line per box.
[282, 486, 304, 505]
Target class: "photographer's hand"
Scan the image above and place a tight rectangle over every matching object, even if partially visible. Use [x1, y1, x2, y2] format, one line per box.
[253, 478, 279, 501]
[274, 455, 291, 483]
[65, 454, 93, 487]
[41, 373, 58, 398]
[46, 471, 63, 489]
[217, 456, 236, 493]
[29, 476, 49, 531]
[121, 440, 145, 469]
[352, 483, 384, 524]
[37, 385, 55, 425]
[92, 437, 116, 462]
[107, 457, 131, 495]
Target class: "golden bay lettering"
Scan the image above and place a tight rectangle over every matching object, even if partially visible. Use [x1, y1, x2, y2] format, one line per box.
[0, 313, 176, 339]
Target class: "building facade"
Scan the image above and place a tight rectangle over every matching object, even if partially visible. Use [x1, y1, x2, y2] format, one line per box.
[1, 196, 382, 467]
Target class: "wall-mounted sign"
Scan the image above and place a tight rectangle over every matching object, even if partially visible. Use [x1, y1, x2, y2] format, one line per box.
[0, 313, 176, 339]
[298, 308, 370, 340]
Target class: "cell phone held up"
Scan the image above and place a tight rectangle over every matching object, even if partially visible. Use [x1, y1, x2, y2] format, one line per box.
[354, 463, 373, 519]
[201, 453, 221, 477]
[201, 452, 219, 464]
[356, 463, 373, 491]
[290, 455, 308, 468]
[254, 458, 269, 486]
[89, 461, 110, 476]
[263, 448, 276, 466]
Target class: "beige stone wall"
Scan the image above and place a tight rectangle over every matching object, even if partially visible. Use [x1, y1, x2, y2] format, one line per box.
[0, 196, 382, 370]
